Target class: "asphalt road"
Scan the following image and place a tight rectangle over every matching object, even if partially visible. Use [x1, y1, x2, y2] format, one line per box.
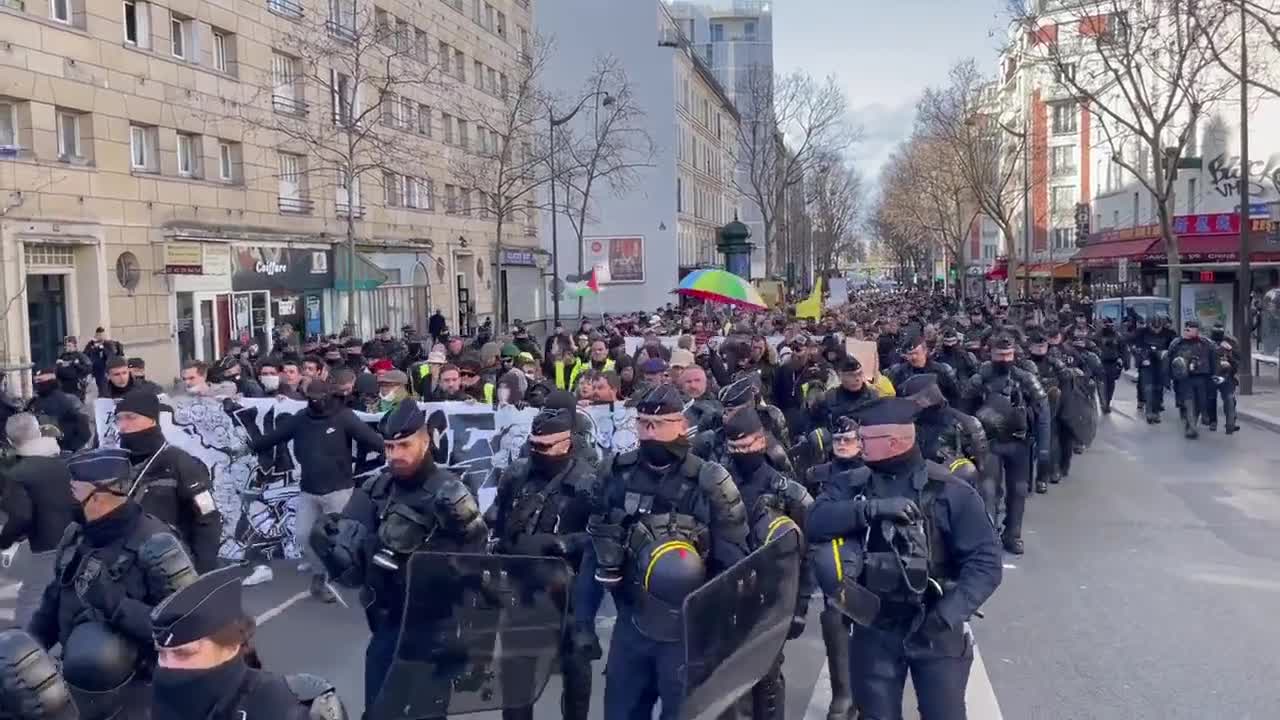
[3, 387, 1277, 719]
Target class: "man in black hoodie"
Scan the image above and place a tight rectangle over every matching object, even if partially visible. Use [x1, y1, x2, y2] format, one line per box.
[103, 356, 163, 399]
[249, 380, 384, 602]
[0, 413, 78, 627]
[27, 366, 91, 453]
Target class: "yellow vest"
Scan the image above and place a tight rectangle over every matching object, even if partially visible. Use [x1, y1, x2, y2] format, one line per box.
[554, 360, 571, 390]
[569, 358, 614, 390]
[871, 374, 895, 397]
[484, 382, 495, 404]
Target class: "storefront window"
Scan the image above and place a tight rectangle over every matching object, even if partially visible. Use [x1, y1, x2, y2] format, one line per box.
[176, 292, 196, 365]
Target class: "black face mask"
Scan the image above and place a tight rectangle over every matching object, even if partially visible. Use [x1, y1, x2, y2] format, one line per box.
[1211, 331, 1225, 342]
[530, 450, 571, 476]
[639, 436, 690, 467]
[120, 425, 165, 459]
[992, 359, 1013, 373]
[34, 380, 57, 396]
[308, 397, 338, 416]
[730, 451, 766, 474]
[153, 657, 247, 720]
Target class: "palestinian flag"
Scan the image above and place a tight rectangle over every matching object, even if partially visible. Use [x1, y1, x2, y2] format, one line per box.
[564, 268, 601, 298]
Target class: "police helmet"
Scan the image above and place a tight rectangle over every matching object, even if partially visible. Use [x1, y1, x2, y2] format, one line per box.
[62, 622, 138, 693]
[1170, 355, 1189, 380]
[637, 539, 705, 607]
[945, 457, 979, 486]
[751, 513, 800, 548]
[0, 629, 77, 720]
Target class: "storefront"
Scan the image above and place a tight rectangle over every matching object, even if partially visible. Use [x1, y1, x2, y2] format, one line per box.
[497, 247, 549, 325]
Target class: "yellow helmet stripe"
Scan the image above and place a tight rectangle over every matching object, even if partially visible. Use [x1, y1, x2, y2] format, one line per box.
[766, 516, 795, 543]
[643, 540, 698, 590]
[949, 458, 973, 473]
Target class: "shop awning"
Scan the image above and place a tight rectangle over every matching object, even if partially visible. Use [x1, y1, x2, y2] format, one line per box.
[1070, 237, 1160, 265]
[985, 258, 1008, 280]
[1016, 262, 1078, 279]
[333, 247, 390, 291]
[1162, 234, 1239, 259]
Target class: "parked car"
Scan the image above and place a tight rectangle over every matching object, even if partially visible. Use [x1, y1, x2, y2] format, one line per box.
[1094, 296, 1173, 324]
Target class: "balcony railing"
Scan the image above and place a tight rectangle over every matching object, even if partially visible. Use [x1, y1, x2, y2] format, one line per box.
[325, 19, 357, 41]
[266, 0, 302, 19]
[272, 94, 308, 116]
[336, 202, 365, 218]
[278, 196, 314, 214]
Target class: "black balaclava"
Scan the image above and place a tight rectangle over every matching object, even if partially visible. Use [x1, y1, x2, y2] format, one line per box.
[635, 386, 691, 468]
[725, 407, 766, 475]
[529, 408, 573, 477]
[152, 656, 247, 720]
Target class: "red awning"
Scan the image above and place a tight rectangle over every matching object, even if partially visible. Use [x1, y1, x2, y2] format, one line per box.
[1160, 234, 1240, 259]
[1071, 237, 1160, 264]
[985, 258, 1008, 280]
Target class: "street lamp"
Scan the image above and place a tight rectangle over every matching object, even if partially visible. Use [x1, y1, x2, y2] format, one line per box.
[548, 91, 615, 326]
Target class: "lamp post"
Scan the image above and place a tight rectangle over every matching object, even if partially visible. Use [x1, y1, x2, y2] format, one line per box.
[1236, 0, 1254, 395]
[548, 91, 614, 326]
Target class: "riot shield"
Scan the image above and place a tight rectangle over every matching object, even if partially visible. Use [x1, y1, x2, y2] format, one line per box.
[1059, 379, 1098, 446]
[680, 527, 803, 720]
[366, 552, 571, 720]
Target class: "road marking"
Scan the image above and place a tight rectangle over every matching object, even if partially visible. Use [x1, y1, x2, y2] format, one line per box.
[253, 591, 309, 625]
[801, 636, 1004, 720]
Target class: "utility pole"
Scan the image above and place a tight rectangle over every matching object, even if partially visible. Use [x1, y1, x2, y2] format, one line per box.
[1237, 0, 1254, 395]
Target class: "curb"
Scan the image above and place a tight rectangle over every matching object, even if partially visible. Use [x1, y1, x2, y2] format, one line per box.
[1122, 369, 1280, 434]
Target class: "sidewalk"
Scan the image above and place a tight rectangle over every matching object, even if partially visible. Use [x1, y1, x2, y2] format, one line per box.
[1122, 369, 1280, 433]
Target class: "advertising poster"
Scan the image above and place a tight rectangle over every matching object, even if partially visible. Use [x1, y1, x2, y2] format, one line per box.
[584, 236, 645, 284]
[1180, 283, 1234, 331]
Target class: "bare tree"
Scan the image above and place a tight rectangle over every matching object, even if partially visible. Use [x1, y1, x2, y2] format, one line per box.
[232, 2, 445, 329]
[916, 60, 1026, 295]
[552, 56, 655, 317]
[807, 152, 864, 278]
[868, 203, 931, 285]
[1014, 0, 1236, 302]
[1190, 0, 1280, 98]
[879, 136, 978, 299]
[450, 37, 554, 332]
[737, 68, 856, 276]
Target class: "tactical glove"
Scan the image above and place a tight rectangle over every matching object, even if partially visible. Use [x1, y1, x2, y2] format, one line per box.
[862, 498, 921, 524]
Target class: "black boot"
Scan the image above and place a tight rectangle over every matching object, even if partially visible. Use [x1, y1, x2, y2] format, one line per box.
[559, 652, 593, 720]
[819, 606, 853, 720]
[1035, 479, 1049, 493]
[1002, 534, 1025, 555]
[750, 665, 786, 720]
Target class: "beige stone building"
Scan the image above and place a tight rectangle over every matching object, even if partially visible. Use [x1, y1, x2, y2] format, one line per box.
[0, 0, 541, 390]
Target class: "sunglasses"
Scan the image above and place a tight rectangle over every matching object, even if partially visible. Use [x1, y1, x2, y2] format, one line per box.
[460, 370, 478, 378]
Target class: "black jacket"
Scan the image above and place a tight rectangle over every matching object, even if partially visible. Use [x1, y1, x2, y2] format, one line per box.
[0, 454, 78, 553]
[130, 445, 223, 573]
[27, 390, 90, 453]
[250, 405, 385, 495]
[104, 377, 164, 399]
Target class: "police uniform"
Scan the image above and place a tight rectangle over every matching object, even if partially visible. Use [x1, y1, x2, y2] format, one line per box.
[721, 408, 812, 720]
[487, 406, 597, 720]
[692, 374, 793, 476]
[806, 398, 1002, 720]
[115, 391, 223, 573]
[1027, 334, 1070, 491]
[896, 374, 996, 523]
[966, 336, 1051, 555]
[27, 449, 198, 720]
[1093, 321, 1127, 413]
[1130, 317, 1176, 420]
[309, 399, 487, 710]
[811, 356, 881, 433]
[574, 385, 749, 720]
[1167, 321, 1218, 439]
[150, 565, 347, 720]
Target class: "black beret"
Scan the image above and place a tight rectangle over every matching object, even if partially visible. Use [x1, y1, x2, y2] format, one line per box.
[990, 335, 1016, 351]
[718, 373, 761, 407]
[833, 416, 861, 436]
[67, 448, 134, 489]
[850, 397, 923, 426]
[379, 399, 426, 440]
[106, 356, 128, 371]
[151, 565, 251, 649]
[723, 407, 764, 440]
[531, 407, 573, 436]
[117, 389, 160, 420]
[635, 384, 685, 415]
[127, 357, 145, 369]
[898, 332, 925, 354]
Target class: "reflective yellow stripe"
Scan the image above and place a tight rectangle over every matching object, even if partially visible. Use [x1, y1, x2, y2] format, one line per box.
[830, 538, 844, 582]
[949, 458, 973, 473]
[802, 385, 809, 400]
[816, 432, 824, 454]
[766, 516, 794, 543]
[417, 364, 431, 378]
[555, 361, 567, 390]
[643, 540, 697, 590]
[483, 383, 494, 404]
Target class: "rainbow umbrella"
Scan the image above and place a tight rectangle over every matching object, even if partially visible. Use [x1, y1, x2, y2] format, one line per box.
[676, 269, 769, 310]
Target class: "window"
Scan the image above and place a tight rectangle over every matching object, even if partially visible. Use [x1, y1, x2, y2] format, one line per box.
[400, 97, 414, 129]
[445, 184, 457, 213]
[170, 14, 190, 59]
[1050, 145, 1076, 176]
[470, 0, 480, 23]
[1051, 185, 1076, 219]
[1051, 227, 1075, 250]
[331, 70, 353, 125]
[744, 21, 756, 40]
[500, 73, 508, 97]
[406, 176, 426, 208]
[457, 119, 468, 148]
[218, 141, 236, 181]
[129, 124, 156, 170]
[56, 110, 81, 159]
[328, 0, 355, 34]
[383, 171, 402, 207]
[496, 10, 505, 37]
[381, 92, 398, 127]
[1051, 102, 1077, 135]
[415, 28, 430, 62]
[0, 101, 15, 147]
[1132, 191, 1140, 223]
[272, 52, 304, 114]
[123, 0, 150, 47]
[442, 112, 453, 143]
[677, 177, 683, 212]
[1187, 177, 1197, 213]
[51, 0, 69, 22]
[438, 40, 450, 71]
[454, 49, 465, 81]
[474, 60, 484, 89]
[710, 23, 724, 41]
[176, 133, 199, 176]
[488, 68, 497, 94]
[278, 152, 303, 202]
[212, 30, 229, 72]
[1053, 63, 1076, 85]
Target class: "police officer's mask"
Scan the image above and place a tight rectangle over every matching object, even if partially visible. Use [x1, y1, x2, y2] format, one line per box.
[1211, 325, 1226, 342]
[1029, 341, 1049, 358]
[529, 409, 573, 474]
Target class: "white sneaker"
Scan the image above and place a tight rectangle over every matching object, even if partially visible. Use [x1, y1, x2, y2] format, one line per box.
[241, 565, 274, 586]
[296, 561, 312, 573]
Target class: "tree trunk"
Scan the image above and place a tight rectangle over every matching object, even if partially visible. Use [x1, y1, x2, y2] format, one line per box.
[1000, 223, 1019, 299]
[494, 215, 505, 332]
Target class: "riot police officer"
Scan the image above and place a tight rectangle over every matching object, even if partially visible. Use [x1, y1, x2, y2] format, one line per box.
[1094, 319, 1127, 413]
[150, 565, 348, 720]
[932, 328, 979, 394]
[885, 333, 961, 407]
[807, 397, 1002, 720]
[721, 407, 812, 719]
[574, 384, 749, 720]
[113, 390, 222, 573]
[1027, 332, 1069, 491]
[28, 366, 91, 453]
[967, 335, 1051, 555]
[692, 373, 792, 474]
[1131, 314, 1176, 422]
[0, 629, 78, 720]
[811, 355, 881, 433]
[28, 448, 198, 720]
[487, 405, 596, 720]
[1204, 322, 1241, 434]
[896, 374, 997, 519]
[310, 399, 486, 711]
[1167, 320, 1217, 439]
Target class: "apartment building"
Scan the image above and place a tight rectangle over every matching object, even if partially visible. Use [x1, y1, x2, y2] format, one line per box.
[535, 0, 740, 315]
[0, 0, 538, 388]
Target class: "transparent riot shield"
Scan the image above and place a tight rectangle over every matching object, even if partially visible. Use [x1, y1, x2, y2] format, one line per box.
[679, 528, 804, 720]
[366, 552, 571, 720]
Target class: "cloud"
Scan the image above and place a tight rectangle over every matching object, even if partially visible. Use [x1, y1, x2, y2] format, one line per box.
[846, 99, 918, 186]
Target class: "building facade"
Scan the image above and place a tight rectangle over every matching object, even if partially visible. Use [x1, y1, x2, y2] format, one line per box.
[0, 0, 538, 389]
[535, 0, 740, 317]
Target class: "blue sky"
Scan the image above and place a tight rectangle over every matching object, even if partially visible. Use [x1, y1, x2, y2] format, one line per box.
[773, 0, 1006, 188]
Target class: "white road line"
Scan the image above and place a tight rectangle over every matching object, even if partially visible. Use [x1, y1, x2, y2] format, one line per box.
[0, 583, 20, 600]
[253, 591, 309, 626]
[801, 636, 1004, 720]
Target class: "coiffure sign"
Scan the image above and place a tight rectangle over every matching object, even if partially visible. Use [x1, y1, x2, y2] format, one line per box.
[232, 247, 334, 291]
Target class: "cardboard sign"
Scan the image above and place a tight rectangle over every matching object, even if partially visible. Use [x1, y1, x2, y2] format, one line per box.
[846, 339, 878, 378]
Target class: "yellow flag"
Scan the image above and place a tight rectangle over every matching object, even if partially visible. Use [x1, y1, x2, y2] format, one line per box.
[795, 277, 823, 320]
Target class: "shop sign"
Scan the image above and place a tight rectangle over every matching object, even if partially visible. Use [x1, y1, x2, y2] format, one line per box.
[500, 248, 537, 267]
[164, 243, 204, 274]
[583, 236, 645, 284]
[232, 247, 334, 291]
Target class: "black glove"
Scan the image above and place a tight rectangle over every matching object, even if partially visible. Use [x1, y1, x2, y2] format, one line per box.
[78, 570, 125, 620]
[570, 628, 602, 661]
[787, 613, 806, 640]
[921, 610, 952, 636]
[862, 498, 920, 524]
[310, 514, 342, 556]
